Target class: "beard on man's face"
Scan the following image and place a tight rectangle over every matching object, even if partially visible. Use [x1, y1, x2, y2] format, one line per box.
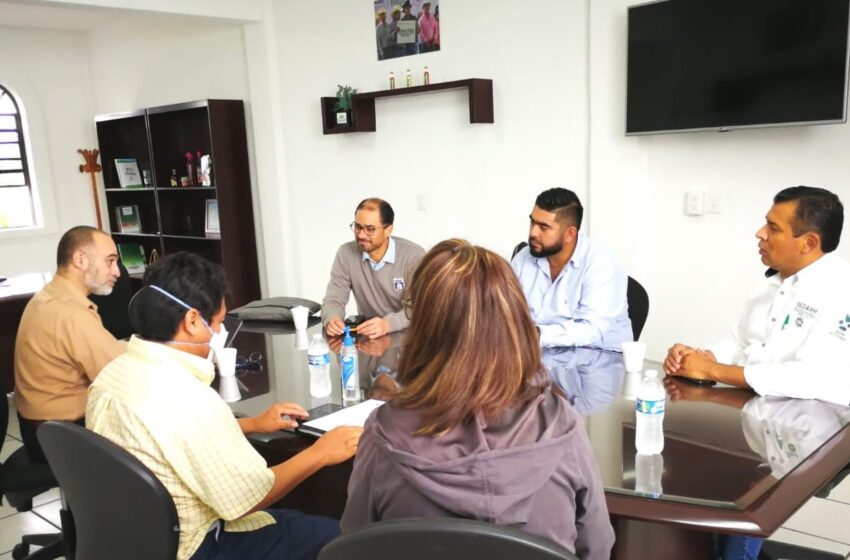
[528, 237, 563, 258]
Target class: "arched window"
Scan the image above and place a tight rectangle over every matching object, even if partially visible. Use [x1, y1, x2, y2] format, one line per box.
[0, 85, 36, 229]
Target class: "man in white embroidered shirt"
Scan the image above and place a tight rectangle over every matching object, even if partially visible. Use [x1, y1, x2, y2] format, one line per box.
[511, 188, 633, 350]
[664, 186, 850, 406]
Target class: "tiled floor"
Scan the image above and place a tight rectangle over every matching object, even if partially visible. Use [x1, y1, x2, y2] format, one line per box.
[1, 398, 849, 559]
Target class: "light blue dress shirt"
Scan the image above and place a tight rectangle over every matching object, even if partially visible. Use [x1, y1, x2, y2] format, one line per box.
[362, 237, 396, 272]
[511, 232, 633, 351]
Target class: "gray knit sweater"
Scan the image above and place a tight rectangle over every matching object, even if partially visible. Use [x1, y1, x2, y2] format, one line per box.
[321, 237, 425, 333]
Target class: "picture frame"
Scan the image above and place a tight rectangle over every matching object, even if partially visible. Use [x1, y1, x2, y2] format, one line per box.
[115, 204, 142, 233]
[205, 199, 220, 238]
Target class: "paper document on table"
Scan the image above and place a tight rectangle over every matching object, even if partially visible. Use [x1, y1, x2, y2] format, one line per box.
[300, 399, 385, 434]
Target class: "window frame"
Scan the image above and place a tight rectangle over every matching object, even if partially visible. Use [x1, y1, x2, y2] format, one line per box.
[0, 84, 36, 228]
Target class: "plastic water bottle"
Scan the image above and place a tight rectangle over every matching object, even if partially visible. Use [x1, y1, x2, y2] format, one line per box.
[307, 334, 331, 398]
[635, 453, 664, 497]
[635, 369, 665, 454]
[341, 326, 361, 405]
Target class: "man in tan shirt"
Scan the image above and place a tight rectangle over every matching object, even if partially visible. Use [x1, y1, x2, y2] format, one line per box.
[14, 225, 125, 462]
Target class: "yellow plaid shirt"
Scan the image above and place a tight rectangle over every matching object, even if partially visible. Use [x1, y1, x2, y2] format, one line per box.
[87, 336, 275, 560]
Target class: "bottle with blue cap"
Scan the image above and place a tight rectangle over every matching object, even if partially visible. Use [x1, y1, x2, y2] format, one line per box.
[341, 326, 361, 405]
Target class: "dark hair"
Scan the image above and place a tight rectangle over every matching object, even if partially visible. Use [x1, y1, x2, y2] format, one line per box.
[356, 198, 395, 226]
[129, 252, 230, 341]
[56, 225, 100, 267]
[774, 186, 844, 253]
[535, 188, 583, 229]
[396, 239, 545, 436]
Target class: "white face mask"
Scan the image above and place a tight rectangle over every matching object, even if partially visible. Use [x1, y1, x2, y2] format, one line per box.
[143, 285, 228, 361]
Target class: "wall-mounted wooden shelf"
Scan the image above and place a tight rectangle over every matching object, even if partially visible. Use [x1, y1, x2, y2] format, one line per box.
[321, 78, 494, 135]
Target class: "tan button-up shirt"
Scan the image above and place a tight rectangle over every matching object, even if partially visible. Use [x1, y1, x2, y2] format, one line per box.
[88, 336, 275, 560]
[14, 274, 125, 420]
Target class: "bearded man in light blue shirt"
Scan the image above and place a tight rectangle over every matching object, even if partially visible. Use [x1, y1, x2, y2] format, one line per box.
[511, 188, 633, 350]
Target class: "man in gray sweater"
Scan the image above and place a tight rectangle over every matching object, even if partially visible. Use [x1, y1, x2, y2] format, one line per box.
[322, 198, 425, 339]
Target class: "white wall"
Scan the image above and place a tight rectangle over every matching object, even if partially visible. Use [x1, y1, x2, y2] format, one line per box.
[589, 0, 850, 360]
[5, 0, 850, 364]
[86, 16, 251, 114]
[0, 25, 97, 275]
[264, 0, 590, 309]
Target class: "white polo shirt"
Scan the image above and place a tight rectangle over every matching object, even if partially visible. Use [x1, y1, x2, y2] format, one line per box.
[707, 252, 850, 405]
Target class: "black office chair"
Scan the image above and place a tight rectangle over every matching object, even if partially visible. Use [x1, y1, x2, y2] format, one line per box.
[0, 395, 69, 560]
[318, 518, 577, 560]
[511, 240, 651, 341]
[38, 421, 180, 560]
[89, 260, 133, 340]
[626, 276, 649, 341]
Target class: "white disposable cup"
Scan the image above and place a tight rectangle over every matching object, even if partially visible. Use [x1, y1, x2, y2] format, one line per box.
[291, 306, 309, 330]
[621, 341, 647, 373]
[217, 347, 238, 378]
[622, 372, 642, 400]
[218, 375, 241, 403]
[294, 329, 309, 350]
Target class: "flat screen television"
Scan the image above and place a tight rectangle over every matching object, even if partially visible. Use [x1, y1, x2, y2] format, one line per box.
[626, 0, 850, 135]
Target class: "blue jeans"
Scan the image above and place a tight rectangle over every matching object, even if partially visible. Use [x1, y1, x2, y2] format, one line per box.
[191, 509, 340, 560]
[717, 534, 763, 560]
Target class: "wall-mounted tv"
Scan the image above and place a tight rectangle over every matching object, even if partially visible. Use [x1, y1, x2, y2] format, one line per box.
[626, 0, 850, 135]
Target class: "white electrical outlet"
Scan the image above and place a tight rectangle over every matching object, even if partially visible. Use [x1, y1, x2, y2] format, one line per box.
[706, 192, 721, 214]
[685, 191, 705, 216]
[417, 194, 428, 212]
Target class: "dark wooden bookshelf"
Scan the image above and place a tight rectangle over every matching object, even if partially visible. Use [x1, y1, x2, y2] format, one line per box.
[320, 78, 494, 134]
[95, 100, 261, 308]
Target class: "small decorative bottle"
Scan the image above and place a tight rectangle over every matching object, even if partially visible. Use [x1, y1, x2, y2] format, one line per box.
[389, 71, 396, 90]
[195, 151, 203, 185]
[184, 152, 194, 185]
[423, 66, 431, 85]
[169, 169, 178, 188]
[405, 68, 412, 87]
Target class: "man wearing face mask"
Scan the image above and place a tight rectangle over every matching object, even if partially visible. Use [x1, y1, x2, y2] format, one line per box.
[14, 225, 126, 463]
[88, 252, 362, 560]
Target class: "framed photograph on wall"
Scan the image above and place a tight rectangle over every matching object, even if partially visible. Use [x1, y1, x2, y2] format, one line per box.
[374, 0, 440, 61]
[205, 199, 220, 238]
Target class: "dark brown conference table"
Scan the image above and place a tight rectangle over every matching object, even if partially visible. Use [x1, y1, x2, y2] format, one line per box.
[227, 322, 850, 560]
[0, 273, 51, 393]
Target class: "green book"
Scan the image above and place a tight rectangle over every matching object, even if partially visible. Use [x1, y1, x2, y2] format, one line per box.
[118, 243, 146, 275]
[115, 204, 141, 233]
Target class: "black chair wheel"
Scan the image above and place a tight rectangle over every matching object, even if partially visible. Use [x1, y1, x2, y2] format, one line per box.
[12, 543, 29, 560]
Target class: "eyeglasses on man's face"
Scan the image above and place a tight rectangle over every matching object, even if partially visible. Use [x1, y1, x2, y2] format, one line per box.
[350, 222, 387, 236]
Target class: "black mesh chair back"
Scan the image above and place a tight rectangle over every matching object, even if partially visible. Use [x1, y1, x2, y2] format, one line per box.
[318, 518, 577, 560]
[626, 276, 649, 340]
[38, 421, 179, 560]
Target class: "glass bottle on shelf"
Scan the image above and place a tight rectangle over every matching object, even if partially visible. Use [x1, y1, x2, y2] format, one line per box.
[389, 71, 396, 90]
[405, 68, 412, 87]
[169, 169, 178, 188]
[196, 151, 203, 185]
[185, 152, 195, 185]
[423, 66, 431, 85]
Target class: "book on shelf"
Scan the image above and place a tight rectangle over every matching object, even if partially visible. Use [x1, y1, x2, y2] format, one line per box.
[115, 204, 142, 233]
[205, 199, 221, 238]
[114, 158, 144, 189]
[117, 243, 146, 275]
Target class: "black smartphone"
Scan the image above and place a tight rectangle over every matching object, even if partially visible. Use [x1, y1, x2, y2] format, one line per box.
[674, 376, 717, 386]
[344, 315, 366, 332]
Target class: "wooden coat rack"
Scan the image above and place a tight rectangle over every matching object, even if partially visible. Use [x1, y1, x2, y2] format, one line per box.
[78, 148, 103, 230]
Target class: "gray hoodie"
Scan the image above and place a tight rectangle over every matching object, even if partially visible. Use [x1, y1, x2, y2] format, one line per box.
[341, 391, 615, 559]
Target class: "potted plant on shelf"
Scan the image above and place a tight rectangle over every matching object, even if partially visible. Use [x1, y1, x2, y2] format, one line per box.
[334, 84, 357, 126]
